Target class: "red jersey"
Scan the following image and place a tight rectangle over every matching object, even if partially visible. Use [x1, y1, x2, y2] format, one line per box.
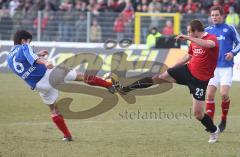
[187, 33, 219, 81]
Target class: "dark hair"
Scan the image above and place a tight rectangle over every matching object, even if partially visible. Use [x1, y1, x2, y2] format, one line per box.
[189, 19, 204, 32]
[210, 6, 224, 15]
[13, 30, 32, 45]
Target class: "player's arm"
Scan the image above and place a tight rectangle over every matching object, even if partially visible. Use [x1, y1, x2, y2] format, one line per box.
[37, 50, 48, 57]
[229, 25, 240, 55]
[171, 54, 191, 68]
[22, 44, 53, 69]
[225, 25, 240, 61]
[36, 58, 53, 69]
[176, 34, 216, 48]
[36, 50, 53, 68]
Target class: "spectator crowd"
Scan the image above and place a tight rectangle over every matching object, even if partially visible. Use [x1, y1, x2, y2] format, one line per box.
[0, 0, 239, 42]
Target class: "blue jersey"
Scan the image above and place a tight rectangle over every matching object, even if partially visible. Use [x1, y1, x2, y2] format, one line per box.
[205, 23, 240, 67]
[7, 44, 47, 89]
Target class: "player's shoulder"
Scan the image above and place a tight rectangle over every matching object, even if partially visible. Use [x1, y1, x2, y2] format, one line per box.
[20, 43, 35, 55]
[224, 23, 238, 34]
[21, 43, 31, 49]
[224, 23, 234, 28]
[205, 25, 215, 32]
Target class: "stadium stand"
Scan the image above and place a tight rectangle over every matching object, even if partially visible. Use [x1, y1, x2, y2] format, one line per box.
[0, 0, 239, 43]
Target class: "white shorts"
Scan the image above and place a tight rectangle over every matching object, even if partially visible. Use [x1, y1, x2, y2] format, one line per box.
[208, 67, 233, 87]
[35, 68, 77, 105]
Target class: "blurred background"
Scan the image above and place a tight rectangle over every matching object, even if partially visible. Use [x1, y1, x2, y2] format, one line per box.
[0, 0, 239, 44]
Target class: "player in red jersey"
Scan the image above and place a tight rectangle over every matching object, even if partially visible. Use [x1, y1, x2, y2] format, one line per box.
[116, 20, 220, 143]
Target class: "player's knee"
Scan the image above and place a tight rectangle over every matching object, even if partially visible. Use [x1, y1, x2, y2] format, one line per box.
[206, 92, 215, 100]
[76, 72, 84, 81]
[152, 74, 161, 83]
[49, 104, 58, 114]
[152, 72, 170, 84]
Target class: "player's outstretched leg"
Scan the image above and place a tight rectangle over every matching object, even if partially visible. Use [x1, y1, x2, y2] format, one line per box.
[84, 74, 116, 93]
[117, 71, 175, 94]
[71, 71, 116, 94]
[49, 104, 72, 142]
[118, 77, 154, 94]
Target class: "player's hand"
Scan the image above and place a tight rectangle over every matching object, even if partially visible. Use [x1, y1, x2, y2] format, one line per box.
[45, 62, 54, 69]
[225, 52, 234, 61]
[175, 34, 188, 41]
[38, 50, 48, 57]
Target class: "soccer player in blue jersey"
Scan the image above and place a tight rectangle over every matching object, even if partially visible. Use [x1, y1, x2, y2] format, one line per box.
[7, 30, 116, 141]
[205, 6, 240, 132]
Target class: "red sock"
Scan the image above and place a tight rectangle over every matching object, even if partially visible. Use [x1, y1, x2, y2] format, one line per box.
[84, 75, 112, 88]
[206, 99, 215, 120]
[51, 114, 71, 138]
[221, 99, 230, 121]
